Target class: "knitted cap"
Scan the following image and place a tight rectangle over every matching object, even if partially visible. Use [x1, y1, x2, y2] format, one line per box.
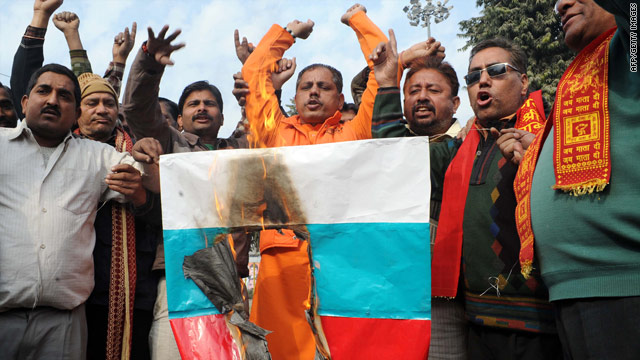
[77, 73, 117, 101]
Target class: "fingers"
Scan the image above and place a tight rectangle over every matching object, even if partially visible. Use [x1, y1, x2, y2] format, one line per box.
[274, 58, 293, 73]
[106, 164, 142, 191]
[490, 127, 501, 139]
[291, 57, 297, 71]
[232, 72, 249, 105]
[132, 138, 163, 164]
[165, 28, 182, 43]
[130, 22, 137, 41]
[234, 29, 241, 47]
[369, 41, 387, 64]
[157, 25, 169, 40]
[387, 28, 398, 56]
[147, 26, 155, 41]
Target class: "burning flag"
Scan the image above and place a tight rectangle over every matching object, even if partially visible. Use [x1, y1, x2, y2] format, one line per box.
[160, 137, 432, 359]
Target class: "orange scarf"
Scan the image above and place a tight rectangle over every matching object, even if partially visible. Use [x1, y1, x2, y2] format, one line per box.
[432, 91, 546, 298]
[514, 28, 616, 279]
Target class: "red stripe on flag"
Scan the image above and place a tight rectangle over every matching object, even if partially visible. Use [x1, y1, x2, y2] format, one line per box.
[321, 316, 431, 359]
[170, 314, 241, 360]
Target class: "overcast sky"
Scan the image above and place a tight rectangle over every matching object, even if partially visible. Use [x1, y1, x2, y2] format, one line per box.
[0, 0, 479, 137]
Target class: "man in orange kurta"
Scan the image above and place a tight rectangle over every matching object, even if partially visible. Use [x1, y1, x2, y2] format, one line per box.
[241, 6, 388, 359]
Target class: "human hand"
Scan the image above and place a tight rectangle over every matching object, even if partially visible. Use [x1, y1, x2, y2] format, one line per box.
[370, 29, 399, 88]
[33, 0, 63, 17]
[341, 3, 366, 25]
[132, 137, 163, 164]
[146, 25, 185, 66]
[106, 163, 147, 207]
[234, 29, 255, 64]
[31, 0, 63, 28]
[232, 72, 249, 107]
[286, 19, 314, 40]
[271, 57, 296, 90]
[492, 127, 535, 165]
[113, 22, 137, 64]
[53, 11, 79, 34]
[456, 116, 475, 140]
[401, 37, 445, 68]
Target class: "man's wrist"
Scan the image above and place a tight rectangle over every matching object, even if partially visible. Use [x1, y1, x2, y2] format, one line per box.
[141, 41, 151, 56]
[283, 26, 296, 42]
[30, 12, 51, 29]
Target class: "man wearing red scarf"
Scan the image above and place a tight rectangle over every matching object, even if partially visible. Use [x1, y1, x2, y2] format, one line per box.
[498, 1, 640, 358]
[430, 38, 562, 358]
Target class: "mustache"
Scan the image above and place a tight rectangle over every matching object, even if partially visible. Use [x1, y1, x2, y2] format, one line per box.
[192, 113, 214, 121]
[412, 100, 435, 115]
[40, 105, 61, 116]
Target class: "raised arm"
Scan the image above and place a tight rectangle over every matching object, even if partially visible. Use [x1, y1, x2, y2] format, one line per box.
[122, 25, 185, 153]
[341, 5, 387, 139]
[53, 11, 93, 77]
[11, 0, 63, 118]
[241, 19, 313, 147]
[105, 22, 137, 97]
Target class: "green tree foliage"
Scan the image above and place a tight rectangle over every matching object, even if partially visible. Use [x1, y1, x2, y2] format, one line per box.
[285, 97, 298, 116]
[458, 0, 575, 107]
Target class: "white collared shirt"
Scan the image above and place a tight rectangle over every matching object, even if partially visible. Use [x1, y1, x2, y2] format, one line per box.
[0, 121, 142, 311]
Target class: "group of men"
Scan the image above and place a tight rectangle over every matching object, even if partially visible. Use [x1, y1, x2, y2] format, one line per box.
[0, 0, 638, 359]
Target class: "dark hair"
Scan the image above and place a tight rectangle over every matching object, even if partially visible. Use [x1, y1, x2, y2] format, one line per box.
[469, 38, 528, 75]
[296, 64, 343, 93]
[0, 82, 13, 101]
[404, 58, 460, 97]
[341, 102, 358, 113]
[159, 97, 179, 120]
[26, 64, 81, 108]
[178, 81, 223, 115]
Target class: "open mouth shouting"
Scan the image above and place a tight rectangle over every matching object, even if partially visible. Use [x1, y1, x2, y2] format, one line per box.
[412, 101, 436, 119]
[193, 113, 213, 123]
[476, 91, 493, 107]
[306, 99, 323, 111]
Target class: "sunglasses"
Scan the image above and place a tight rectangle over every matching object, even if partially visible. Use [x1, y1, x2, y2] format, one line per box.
[464, 63, 521, 86]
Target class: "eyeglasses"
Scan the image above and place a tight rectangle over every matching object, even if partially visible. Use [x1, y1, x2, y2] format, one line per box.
[464, 63, 522, 86]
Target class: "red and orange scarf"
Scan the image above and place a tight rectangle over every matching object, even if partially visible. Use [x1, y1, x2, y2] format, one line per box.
[75, 126, 137, 359]
[515, 28, 616, 279]
[431, 90, 546, 298]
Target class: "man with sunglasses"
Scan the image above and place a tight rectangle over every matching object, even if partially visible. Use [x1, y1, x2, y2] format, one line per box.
[497, 0, 640, 358]
[370, 37, 561, 358]
[427, 38, 561, 359]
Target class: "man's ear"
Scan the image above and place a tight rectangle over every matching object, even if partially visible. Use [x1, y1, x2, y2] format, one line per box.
[452, 96, 461, 113]
[520, 73, 529, 98]
[20, 95, 29, 115]
[338, 93, 345, 111]
[220, 114, 224, 126]
[177, 114, 183, 128]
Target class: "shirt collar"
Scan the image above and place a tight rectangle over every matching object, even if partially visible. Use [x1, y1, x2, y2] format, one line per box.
[9, 119, 73, 144]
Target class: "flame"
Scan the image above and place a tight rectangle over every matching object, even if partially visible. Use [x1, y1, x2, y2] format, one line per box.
[281, 196, 292, 222]
[257, 202, 267, 231]
[260, 156, 267, 179]
[214, 191, 224, 222]
[247, 70, 282, 149]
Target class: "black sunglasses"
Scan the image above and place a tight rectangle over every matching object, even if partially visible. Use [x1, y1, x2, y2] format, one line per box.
[464, 63, 521, 86]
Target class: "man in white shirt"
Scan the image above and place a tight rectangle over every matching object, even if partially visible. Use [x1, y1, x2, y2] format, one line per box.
[0, 63, 147, 359]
